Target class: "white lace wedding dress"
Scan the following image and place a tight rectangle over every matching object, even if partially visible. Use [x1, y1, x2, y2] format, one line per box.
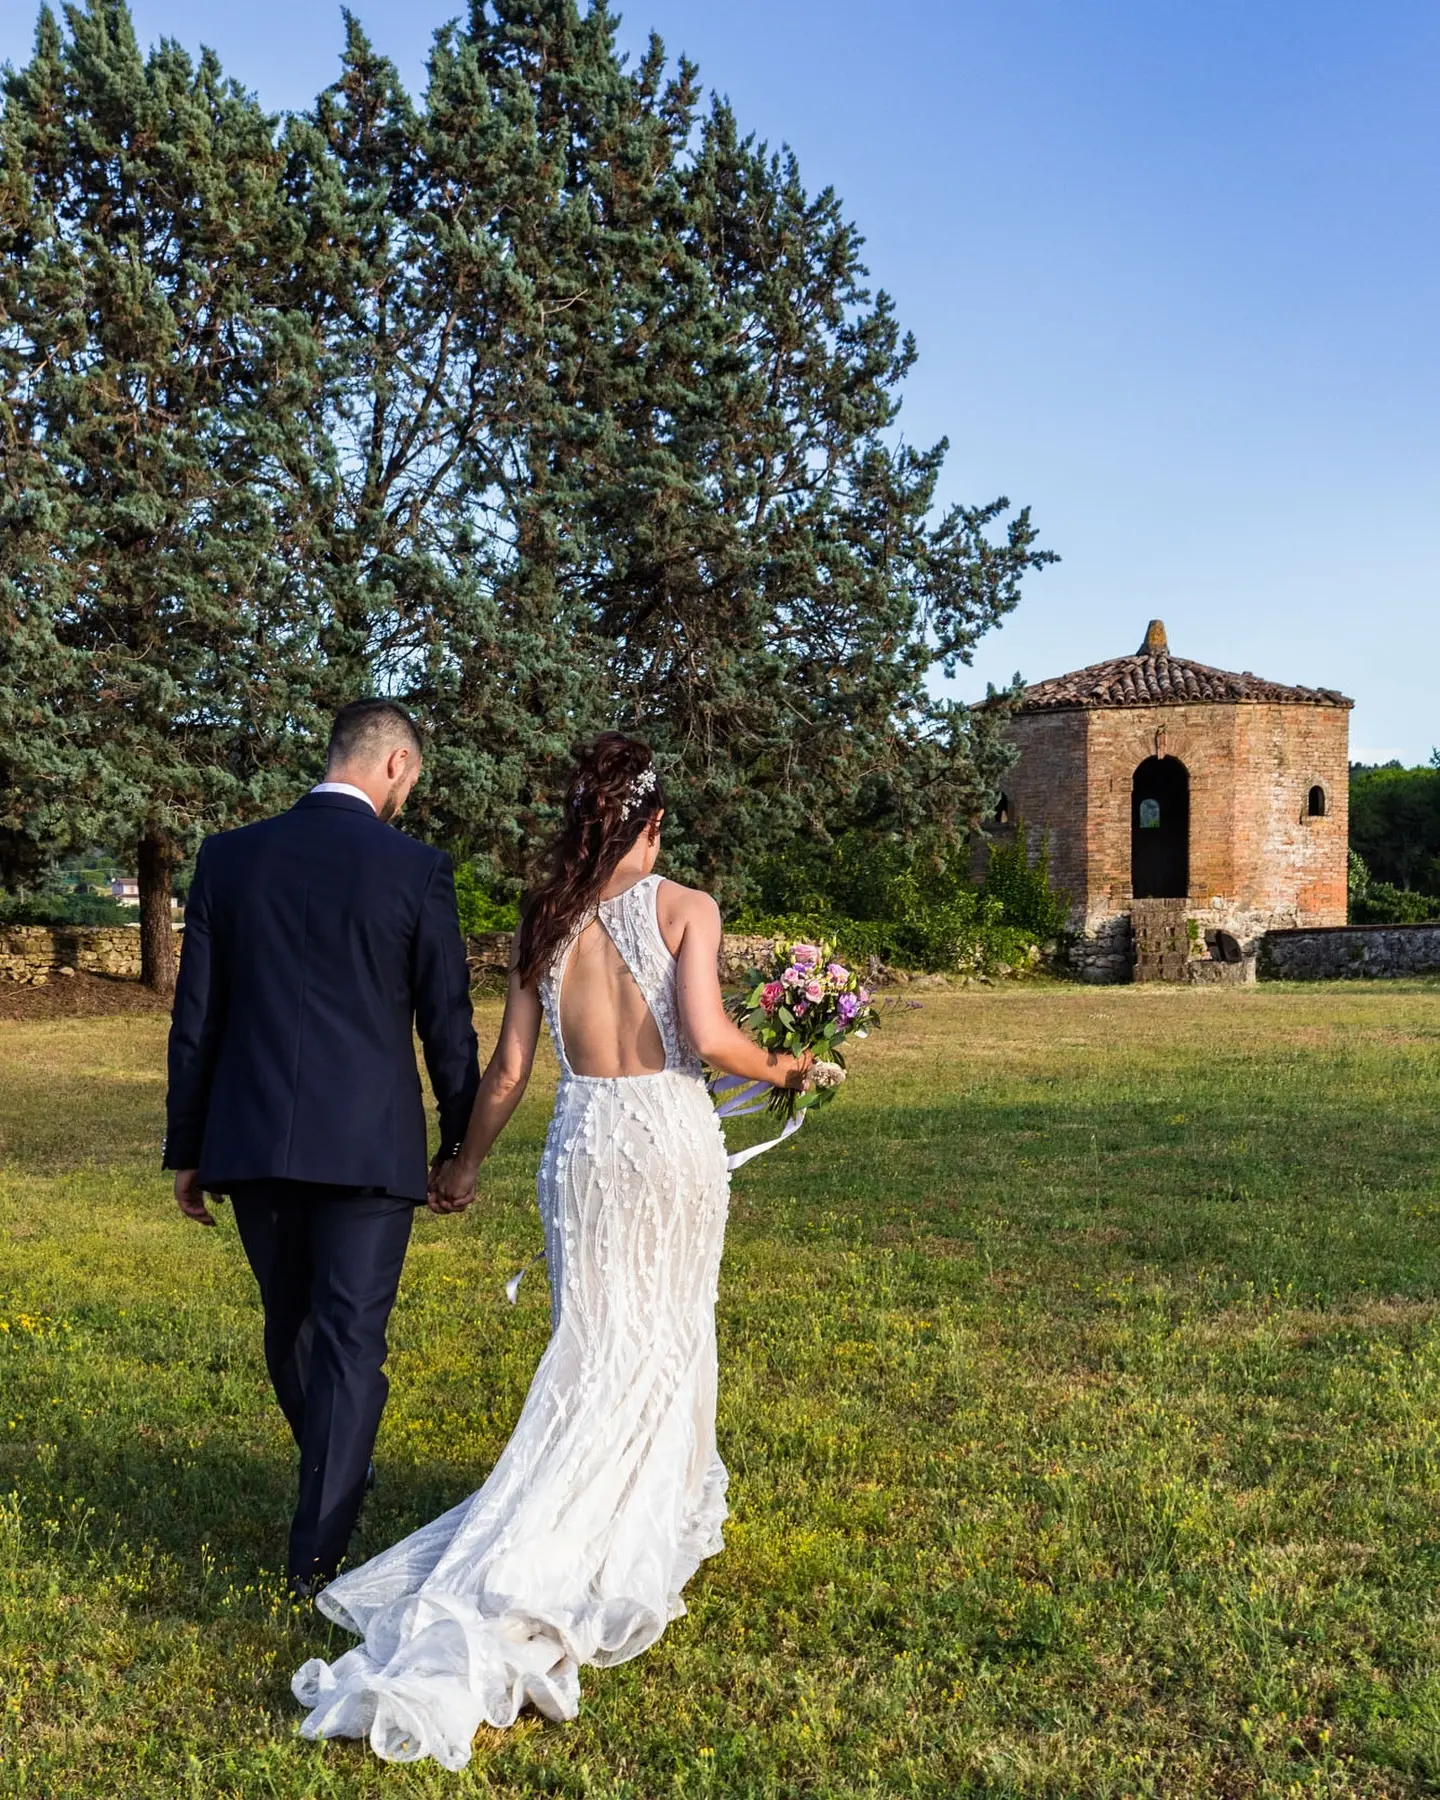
[292, 874, 732, 1768]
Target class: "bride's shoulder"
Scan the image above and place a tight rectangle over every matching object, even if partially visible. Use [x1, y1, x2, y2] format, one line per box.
[654, 878, 721, 934]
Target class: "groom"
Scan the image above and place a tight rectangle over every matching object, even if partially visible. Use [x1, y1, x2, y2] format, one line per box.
[164, 699, 480, 1595]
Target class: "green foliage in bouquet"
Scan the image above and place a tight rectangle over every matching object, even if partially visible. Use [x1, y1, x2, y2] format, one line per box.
[724, 941, 880, 1122]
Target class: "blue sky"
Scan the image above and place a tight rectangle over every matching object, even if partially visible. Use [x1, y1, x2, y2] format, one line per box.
[5, 1, 1437, 763]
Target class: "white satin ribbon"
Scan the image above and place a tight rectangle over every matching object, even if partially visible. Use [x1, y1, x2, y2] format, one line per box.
[505, 1251, 545, 1305]
[709, 1074, 807, 1171]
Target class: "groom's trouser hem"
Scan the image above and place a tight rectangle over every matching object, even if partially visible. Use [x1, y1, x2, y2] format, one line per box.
[229, 1181, 414, 1581]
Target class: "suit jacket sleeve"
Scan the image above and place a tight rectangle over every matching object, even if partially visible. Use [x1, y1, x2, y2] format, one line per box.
[412, 851, 481, 1159]
[164, 840, 224, 1170]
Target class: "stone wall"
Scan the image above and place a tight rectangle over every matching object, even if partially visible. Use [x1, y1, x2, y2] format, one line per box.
[1259, 924, 1440, 981]
[0, 924, 789, 987]
[13, 919, 1436, 989]
[0, 924, 158, 984]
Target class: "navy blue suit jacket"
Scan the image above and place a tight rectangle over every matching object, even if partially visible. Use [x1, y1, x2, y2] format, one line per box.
[164, 792, 480, 1201]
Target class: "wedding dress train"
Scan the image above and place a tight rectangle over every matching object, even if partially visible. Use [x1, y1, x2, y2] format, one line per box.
[292, 874, 731, 1768]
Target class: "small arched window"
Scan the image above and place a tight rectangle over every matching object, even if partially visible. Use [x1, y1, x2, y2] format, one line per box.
[995, 793, 1011, 826]
[1307, 785, 1327, 818]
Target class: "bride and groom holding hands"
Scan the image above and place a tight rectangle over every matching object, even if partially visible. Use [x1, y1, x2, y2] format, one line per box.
[163, 698, 815, 1768]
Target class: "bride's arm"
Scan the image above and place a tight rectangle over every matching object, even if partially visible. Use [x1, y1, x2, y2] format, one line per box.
[430, 959, 542, 1212]
[671, 889, 812, 1089]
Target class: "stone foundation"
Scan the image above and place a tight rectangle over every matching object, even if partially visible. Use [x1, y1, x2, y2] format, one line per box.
[1259, 923, 1440, 980]
[1067, 913, 1134, 983]
[1131, 898, 1190, 983]
[1067, 894, 1298, 984]
[1065, 907, 1440, 985]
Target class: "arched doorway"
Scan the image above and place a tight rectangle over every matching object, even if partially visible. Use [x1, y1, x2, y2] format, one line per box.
[1131, 757, 1189, 898]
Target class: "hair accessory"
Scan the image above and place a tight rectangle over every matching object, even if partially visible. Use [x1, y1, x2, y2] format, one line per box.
[620, 765, 658, 821]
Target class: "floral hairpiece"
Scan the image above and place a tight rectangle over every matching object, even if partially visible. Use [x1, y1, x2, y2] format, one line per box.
[620, 765, 658, 821]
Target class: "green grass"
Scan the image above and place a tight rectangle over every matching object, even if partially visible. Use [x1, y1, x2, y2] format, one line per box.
[3, 984, 1440, 1796]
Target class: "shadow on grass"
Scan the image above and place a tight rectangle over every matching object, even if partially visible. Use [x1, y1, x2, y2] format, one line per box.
[0, 1406, 497, 1631]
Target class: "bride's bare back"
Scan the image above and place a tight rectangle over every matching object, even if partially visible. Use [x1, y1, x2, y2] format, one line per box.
[557, 911, 667, 1077]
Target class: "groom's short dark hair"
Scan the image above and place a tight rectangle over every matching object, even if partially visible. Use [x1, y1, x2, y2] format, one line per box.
[327, 699, 423, 770]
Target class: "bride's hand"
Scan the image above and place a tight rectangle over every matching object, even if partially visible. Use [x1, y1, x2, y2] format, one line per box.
[781, 1050, 815, 1092]
[428, 1156, 478, 1215]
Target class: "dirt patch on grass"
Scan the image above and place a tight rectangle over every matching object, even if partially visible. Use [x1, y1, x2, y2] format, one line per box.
[0, 974, 169, 1022]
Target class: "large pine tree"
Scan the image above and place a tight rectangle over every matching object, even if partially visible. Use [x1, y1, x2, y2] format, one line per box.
[2, 0, 1052, 935]
[1, 2, 327, 988]
[399, 0, 1053, 895]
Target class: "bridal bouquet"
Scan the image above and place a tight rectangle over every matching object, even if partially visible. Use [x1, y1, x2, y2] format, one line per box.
[719, 938, 880, 1126]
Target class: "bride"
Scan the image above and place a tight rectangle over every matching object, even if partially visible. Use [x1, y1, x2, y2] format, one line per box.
[293, 734, 813, 1768]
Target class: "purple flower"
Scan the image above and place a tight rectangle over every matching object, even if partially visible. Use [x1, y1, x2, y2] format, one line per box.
[857, 986, 872, 1007]
[826, 962, 849, 985]
[793, 999, 809, 1018]
[838, 992, 860, 1023]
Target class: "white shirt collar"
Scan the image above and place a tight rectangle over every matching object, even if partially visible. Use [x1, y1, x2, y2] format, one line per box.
[310, 781, 377, 813]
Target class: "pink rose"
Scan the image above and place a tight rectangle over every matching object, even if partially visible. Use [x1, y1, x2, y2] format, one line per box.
[782, 965, 805, 987]
[793, 999, 808, 1018]
[760, 981, 784, 1013]
[804, 979, 824, 1003]
[792, 943, 822, 966]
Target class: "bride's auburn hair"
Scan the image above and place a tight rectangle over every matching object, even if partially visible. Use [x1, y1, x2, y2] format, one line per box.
[515, 734, 667, 987]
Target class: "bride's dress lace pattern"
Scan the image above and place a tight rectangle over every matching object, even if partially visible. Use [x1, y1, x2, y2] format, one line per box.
[292, 875, 731, 1768]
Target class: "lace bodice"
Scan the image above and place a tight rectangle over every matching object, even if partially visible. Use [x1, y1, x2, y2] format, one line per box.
[538, 874, 701, 1080]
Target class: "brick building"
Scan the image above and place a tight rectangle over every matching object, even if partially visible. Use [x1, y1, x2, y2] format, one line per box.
[993, 621, 1352, 980]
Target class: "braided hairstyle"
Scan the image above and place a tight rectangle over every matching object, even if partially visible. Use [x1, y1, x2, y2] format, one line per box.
[515, 734, 666, 987]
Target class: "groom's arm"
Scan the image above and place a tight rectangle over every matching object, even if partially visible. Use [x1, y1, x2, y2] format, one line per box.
[412, 851, 481, 1162]
[164, 839, 226, 1180]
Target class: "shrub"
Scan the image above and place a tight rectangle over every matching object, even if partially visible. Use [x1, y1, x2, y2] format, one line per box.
[728, 902, 1040, 976]
[733, 820, 1069, 976]
[454, 863, 519, 935]
[0, 891, 132, 926]
[1347, 849, 1440, 923]
[980, 821, 1070, 940]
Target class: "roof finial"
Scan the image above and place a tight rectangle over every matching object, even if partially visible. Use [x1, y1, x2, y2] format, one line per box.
[1140, 619, 1168, 656]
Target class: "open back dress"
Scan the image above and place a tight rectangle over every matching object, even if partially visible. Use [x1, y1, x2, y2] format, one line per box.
[292, 873, 732, 1769]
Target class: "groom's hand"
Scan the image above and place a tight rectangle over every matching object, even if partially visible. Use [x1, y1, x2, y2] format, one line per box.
[174, 1169, 217, 1227]
[428, 1156, 476, 1215]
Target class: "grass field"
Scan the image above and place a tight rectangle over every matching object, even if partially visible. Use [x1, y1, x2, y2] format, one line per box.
[3, 983, 1440, 1797]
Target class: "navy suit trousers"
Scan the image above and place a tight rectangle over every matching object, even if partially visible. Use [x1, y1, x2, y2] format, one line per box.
[230, 1181, 414, 1582]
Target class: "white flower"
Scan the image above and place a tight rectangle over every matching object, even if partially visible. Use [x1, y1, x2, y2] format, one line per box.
[620, 766, 658, 820]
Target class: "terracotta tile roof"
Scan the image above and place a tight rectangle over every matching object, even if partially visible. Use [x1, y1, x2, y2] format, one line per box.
[1013, 621, 1352, 714]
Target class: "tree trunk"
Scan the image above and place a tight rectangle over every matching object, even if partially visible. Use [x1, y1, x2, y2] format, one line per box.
[138, 829, 178, 995]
